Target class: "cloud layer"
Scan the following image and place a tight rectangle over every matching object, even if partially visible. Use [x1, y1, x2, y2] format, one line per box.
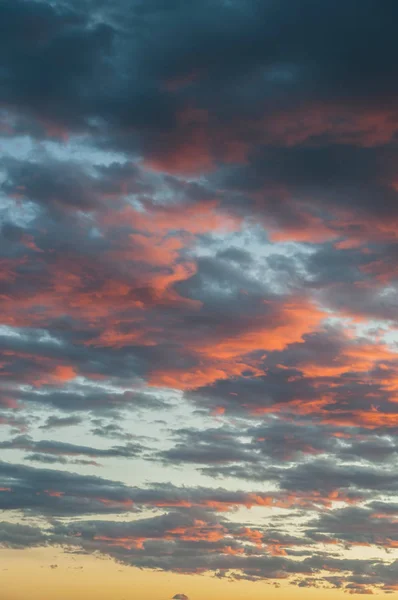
[1, 0, 398, 595]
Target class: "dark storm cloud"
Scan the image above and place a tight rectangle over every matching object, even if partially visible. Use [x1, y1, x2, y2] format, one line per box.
[0, 0, 114, 129]
[217, 144, 398, 218]
[3, 0, 398, 163]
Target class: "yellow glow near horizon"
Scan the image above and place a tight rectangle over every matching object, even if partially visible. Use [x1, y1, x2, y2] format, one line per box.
[0, 548, 350, 600]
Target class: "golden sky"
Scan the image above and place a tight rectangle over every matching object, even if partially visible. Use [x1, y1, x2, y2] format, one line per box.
[1, 549, 348, 600]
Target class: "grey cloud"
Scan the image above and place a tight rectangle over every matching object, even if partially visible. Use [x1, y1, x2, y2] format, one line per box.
[0, 521, 49, 549]
[0, 435, 145, 460]
[40, 415, 83, 429]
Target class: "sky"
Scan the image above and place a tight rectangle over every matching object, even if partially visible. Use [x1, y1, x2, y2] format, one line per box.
[0, 0, 398, 598]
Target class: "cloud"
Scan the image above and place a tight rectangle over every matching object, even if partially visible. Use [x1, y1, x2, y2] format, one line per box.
[1, 0, 398, 595]
[0, 435, 145, 462]
[0, 522, 48, 549]
[39, 415, 83, 430]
